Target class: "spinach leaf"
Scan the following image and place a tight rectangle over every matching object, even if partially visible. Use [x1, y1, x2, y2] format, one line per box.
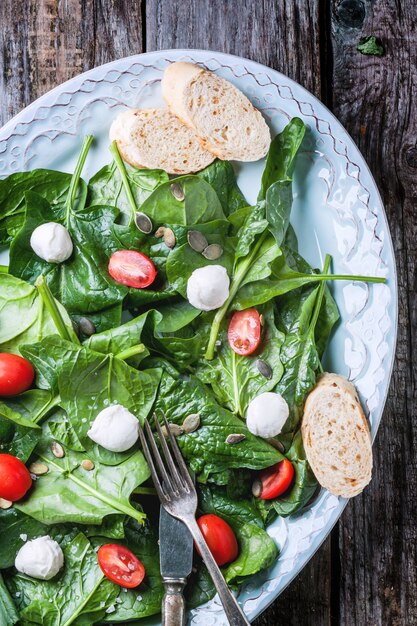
[0, 508, 124, 570]
[15, 420, 150, 526]
[8, 533, 118, 626]
[198, 486, 277, 584]
[198, 484, 265, 529]
[56, 342, 161, 461]
[196, 303, 284, 416]
[357, 35, 384, 56]
[0, 390, 59, 461]
[185, 565, 216, 609]
[260, 117, 306, 199]
[9, 193, 129, 316]
[197, 160, 247, 215]
[88, 161, 168, 222]
[0, 169, 86, 246]
[104, 516, 163, 622]
[0, 572, 18, 626]
[138, 176, 225, 225]
[272, 432, 318, 517]
[154, 369, 282, 482]
[72, 303, 123, 337]
[0, 274, 76, 355]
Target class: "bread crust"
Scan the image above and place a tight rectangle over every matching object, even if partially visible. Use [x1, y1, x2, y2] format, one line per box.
[301, 373, 373, 498]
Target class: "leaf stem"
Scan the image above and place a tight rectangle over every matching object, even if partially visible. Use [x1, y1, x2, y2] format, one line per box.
[65, 135, 93, 223]
[133, 486, 158, 496]
[33, 394, 61, 424]
[205, 231, 269, 360]
[109, 140, 137, 224]
[0, 265, 8, 273]
[115, 343, 146, 361]
[35, 275, 80, 344]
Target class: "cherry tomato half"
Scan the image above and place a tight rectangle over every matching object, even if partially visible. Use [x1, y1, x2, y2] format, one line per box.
[97, 544, 145, 588]
[257, 459, 295, 500]
[196, 514, 239, 566]
[108, 250, 156, 289]
[228, 308, 261, 355]
[0, 454, 32, 501]
[0, 353, 35, 397]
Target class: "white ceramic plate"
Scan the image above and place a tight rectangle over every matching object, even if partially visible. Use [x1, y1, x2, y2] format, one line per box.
[0, 50, 397, 625]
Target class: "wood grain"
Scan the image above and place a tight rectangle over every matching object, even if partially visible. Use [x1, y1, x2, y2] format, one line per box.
[331, 0, 417, 624]
[0, 0, 416, 624]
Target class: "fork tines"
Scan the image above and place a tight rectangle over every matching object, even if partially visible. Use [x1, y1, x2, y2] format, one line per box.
[138, 411, 194, 502]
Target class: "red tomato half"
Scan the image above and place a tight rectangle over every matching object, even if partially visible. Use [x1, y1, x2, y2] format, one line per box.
[108, 250, 156, 289]
[0, 353, 35, 397]
[0, 454, 32, 501]
[196, 514, 239, 566]
[228, 308, 261, 355]
[97, 544, 145, 588]
[257, 459, 295, 500]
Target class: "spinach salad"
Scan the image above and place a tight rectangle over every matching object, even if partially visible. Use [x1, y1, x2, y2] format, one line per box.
[0, 118, 384, 625]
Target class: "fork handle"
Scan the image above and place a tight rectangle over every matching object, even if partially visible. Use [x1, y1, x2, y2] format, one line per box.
[186, 517, 251, 626]
[162, 578, 187, 626]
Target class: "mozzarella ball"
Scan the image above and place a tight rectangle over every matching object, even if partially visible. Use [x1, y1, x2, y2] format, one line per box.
[186, 265, 230, 311]
[87, 404, 139, 452]
[246, 392, 289, 438]
[15, 536, 64, 580]
[30, 222, 73, 263]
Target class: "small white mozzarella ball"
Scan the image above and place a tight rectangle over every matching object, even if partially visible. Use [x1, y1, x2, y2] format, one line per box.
[30, 222, 73, 263]
[246, 392, 289, 438]
[15, 536, 64, 580]
[186, 265, 230, 311]
[87, 404, 139, 452]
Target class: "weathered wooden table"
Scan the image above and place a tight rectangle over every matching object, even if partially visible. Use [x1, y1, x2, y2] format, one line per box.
[1, 1, 415, 624]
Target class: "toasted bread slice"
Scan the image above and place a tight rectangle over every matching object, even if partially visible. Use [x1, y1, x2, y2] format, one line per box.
[301, 373, 373, 497]
[162, 62, 271, 162]
[109, 108, 215, 175]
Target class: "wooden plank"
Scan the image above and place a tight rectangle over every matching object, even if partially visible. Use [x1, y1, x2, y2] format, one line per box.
[146, 0, 323, 97]
[146, 2, 332, 625]
[0, 0, 143, 125]
[330, 0, 417, 624]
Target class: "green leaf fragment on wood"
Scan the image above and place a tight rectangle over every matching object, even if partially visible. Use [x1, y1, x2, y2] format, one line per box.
[357, 35, 385, 56]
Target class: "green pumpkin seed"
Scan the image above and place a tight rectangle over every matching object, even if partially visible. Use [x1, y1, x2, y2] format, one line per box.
[78, 317, 96, 337]
[134, 212, 153, 234]
[225, 433, 246, 445]
[182, 413, 201, 433]
[170, 182, 185, 201]
[29, 462, 49, 476]
[187, 230, 208, 253]
[202, 244, 223, 260]
[51, 442, 65, 458]
[256, 359, 273, 379]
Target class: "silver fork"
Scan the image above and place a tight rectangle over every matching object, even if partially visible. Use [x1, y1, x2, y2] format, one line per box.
[138, 411, 251, 626]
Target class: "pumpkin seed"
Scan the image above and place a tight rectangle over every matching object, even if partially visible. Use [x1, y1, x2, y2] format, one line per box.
[170, 182, 185, 201]
[78, 317, 96, 337]
[202, 243, 223, 260]
[182, 413, 201, 433]
[134, 212, 153, 234]
[187, 230, 208, 253]
[252, 480, 262, 497]
[266, 438, 285, 453]
[225, 433, 246, 445]
[81, 459, 95, 471]
[0, 498, 12, 510]
[161, 423, 183, 438]
[51, 441, 65, 458]
[154, 226, 166, 238]
[259, 314, 265, 326]
[256, 359, 273, 379]
[29, 462, 49, 476]
[163, 228, 176, 249]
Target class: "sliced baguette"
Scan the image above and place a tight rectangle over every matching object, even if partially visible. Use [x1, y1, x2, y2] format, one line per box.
[109, 108, 215, 175]
[162, 62, 271, 162]
[301, 373, 372, 498]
